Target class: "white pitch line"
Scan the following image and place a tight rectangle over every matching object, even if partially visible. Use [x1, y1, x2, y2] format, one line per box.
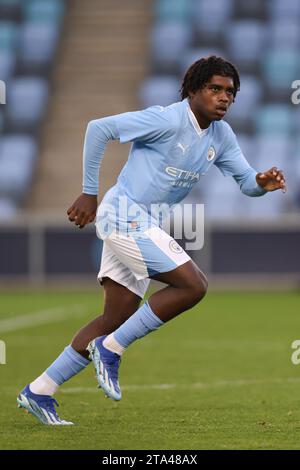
[0, 305, 86, 333]
[3, 377, 300, 397]
[60, 376, 300, 394]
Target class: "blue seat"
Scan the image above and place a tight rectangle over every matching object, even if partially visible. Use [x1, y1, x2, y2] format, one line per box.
[18, 22, 59, 72]
[0, 197, 18, 220]
[244, 136, 289, 218]
[234, 0, 266, 19]
[0, 0, 22, 20]
[226, 75, 262, 127]
[0, 49, 15, 80]
[0, 135, 38, 202]
[0, 109, 5, 133]
[277, 137, 299, 200]
[268, 0, 300, 18]
[293, 105, 300, 134]
[255, 105, 293, 136]
[193, 0, 234, 38]
[154, 0, 191, 22]
[234, 134, 255, 162]
[0, 79, 6, 106]
[24, 0, 65, 25]
[262, 49, 299, 92]
[293, 137, 300, 184]
[255, 135, 290, 168]
[150, 21, 192, 72]
[179, 47, 224, 75]
[253, 137, 291, 212]
[139, 76, 180, 108]
[7, 77, 49, 131]
[201, 165, 248, 220]
[0, 21, 19, 50]
[246, 189, 284, 219]
[225, 20, 266, 68]
[268, 20, 300, 48]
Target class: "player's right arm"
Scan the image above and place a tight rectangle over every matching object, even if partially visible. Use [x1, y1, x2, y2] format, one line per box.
[67, 117, 119, 228]
[67, 107, 174, 228]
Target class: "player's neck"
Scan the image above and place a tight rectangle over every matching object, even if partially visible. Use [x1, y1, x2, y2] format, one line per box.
[188, 100, 212, 129]
[188, 99, 212, 130]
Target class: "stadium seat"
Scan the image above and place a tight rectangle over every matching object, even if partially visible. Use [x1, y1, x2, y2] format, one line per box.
[234, 134, 255, 163]
[139, 76, 180, 108]
[201, 165, 249, 220]
[0, 135, 38, 202]
[193, 0, 234, 39]
[0, 0, 22, 21]
[0, 197, 18, 220]
[0, 49, 15, 81]
[18, 22, 59, 73]
[225, 20, 266, 69]
[0, 78, 6, 105]
[154, 0, 191, 22]
[246, 189, 284, 219]
[179, 47, 224, 75]
[268, 0, 300, 18]
[145, 0, 299, 222]
[234, 0, 266, 19]
[277, 138, 298, 200]
[255, 136, 290, 170]
[6, 77, 49, 132]
[268, 20, 300, 49]
[294, 137, 300, 172]
[0, 110, 5, 133]
[0, 21, 19, 50]
[24, 0, 65, 26]
[204, 193, 239, 220]
[293, 105, 300, 134]
[150, 21, 192, 72]
[262, 49, 299, 94]
[225, 75, 262, 130]
[254, 105, 293, 136]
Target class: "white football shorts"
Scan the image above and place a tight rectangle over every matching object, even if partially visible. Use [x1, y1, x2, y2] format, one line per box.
[97, 226, 191, 298]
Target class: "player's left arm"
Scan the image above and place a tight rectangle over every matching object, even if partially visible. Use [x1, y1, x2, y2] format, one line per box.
[214, 123, 287, 197]
[232, 165, 287, 197]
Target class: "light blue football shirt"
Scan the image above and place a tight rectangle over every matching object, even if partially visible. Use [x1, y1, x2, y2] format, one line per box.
[83, 98, 265, 227]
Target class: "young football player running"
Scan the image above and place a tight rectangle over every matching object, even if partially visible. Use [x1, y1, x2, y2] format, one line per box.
[17, 56, 286, 424]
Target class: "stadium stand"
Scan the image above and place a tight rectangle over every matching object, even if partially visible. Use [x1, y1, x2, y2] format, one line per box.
[139, 0, 300, 219]
[0, 0, 66, 219]
[26, 0, 151, 212]
[0, 0, 299, 221]
[0, 134, 38, 201]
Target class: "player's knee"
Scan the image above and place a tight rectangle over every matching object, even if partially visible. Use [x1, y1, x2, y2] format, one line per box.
[190, 273, 208, 304]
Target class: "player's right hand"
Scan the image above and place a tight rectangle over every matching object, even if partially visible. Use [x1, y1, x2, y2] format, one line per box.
[67, 193, 98, 229]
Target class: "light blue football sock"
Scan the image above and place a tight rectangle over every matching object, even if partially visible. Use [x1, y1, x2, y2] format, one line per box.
[45, 345, 90, 386]
[113, 301, 164, 349]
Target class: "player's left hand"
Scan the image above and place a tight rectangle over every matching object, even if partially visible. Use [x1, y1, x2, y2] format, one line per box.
[256, 167, 287, 193]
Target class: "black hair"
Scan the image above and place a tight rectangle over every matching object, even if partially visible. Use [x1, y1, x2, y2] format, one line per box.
[180, 55, 240, 100]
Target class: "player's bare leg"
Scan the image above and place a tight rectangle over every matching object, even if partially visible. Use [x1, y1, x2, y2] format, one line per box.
[148, 259, 208, 322]
[17, 278, 141, 423]
[71, 277, 142, 358]
[88, 259, 208, 400]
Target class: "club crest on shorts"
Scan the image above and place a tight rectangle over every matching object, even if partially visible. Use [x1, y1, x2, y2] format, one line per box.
[169, 240, 183, 254]
[130, 221, 140, 230]
[207, 146, 216, 161]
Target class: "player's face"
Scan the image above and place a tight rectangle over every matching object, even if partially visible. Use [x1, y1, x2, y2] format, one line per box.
[189, 75, 235, 128]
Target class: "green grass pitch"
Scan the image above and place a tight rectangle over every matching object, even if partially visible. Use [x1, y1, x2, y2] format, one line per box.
[0, 289, 300, 450]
